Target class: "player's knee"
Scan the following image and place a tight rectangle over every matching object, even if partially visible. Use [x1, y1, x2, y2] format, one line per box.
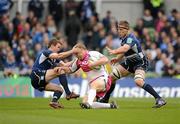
[134, 79, 144, 87]
[111, 67, 121, 80]
[134, 75, 144, 87]
[90, 82, 102, 91]
[54, 67, 65, 76]
[55, 86, 64, 93]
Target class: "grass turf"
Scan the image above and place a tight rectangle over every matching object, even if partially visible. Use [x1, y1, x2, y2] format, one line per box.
[0, 98, 180, 124]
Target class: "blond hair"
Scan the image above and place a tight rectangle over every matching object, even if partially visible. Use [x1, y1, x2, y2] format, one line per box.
[73, 42, 87, 50]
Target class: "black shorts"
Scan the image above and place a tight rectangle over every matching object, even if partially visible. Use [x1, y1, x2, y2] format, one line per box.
[30, 69, 47, 91]
[120, 56, 149, 73]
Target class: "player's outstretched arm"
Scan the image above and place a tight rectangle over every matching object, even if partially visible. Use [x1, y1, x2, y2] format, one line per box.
[106, 44, 130, 55]
[58, 60, 74, 67]
[49, 49, 75, 59]
[89, 56, 109, 69]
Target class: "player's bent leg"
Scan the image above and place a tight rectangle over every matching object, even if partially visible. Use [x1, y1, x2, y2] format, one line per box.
[59, 74, 71, 96]
[111, 64, 130, 81]
[45, 68, 66, 82]
[45, 82, 63, 92]
[80, 97, 118, 109]
[99, 64, 130, 103]
[134, 69, 145, 87]
[90, 78, 105, 92]
[58, 74, 80, 100]
[80, 80, 118, 109]
[80, 79, 106, 109]
[134, 69, 167, 108]
[45, 83, 64, 109]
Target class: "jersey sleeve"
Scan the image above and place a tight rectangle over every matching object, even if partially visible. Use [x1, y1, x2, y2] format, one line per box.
[124, 38, 135, 47]
[43, 50, 53, 57]
[69, 58, 80, 73]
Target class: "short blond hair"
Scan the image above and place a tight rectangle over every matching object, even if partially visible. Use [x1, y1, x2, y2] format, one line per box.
[73, 42, 87, 50]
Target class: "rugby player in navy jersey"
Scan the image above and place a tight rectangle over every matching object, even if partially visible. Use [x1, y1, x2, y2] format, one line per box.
[102, 20, 166, 108]
[30, 38, 79, 109]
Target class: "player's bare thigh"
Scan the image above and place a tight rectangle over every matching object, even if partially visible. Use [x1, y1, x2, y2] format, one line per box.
[90, 78, 106, 92]
[111, 64, 130, 81]
[45, 68, 65, 82]
[117, 64, 130, 77]
[82, 78, 106, 103]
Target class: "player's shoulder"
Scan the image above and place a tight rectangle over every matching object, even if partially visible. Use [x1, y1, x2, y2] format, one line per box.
[42, 49, 53, 56]
[89, 51, 101, 55]
[42, 49, 52, 53]
[126, 33, 137, 44]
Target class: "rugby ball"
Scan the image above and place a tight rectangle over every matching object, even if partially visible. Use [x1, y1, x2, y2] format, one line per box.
[112, 67, 121, 79]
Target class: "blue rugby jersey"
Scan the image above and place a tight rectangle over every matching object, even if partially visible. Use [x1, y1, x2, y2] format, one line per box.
[120, 33, 144, 61]
[32, 50, 57, 71]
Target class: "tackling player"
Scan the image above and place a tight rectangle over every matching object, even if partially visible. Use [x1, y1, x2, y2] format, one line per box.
[103, 20, 166, 108]
[30, 38, 79, 109]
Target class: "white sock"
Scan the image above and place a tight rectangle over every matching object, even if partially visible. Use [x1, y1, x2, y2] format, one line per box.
[91, 102, 111, 109]
[87, 89, 96, 105]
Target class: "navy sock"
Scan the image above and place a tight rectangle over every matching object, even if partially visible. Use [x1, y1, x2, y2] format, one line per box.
[52, 91, 63, 102]
[142, 83, 161, 99]
[59, 74, 71, 96]
[102, 83, 116, 103]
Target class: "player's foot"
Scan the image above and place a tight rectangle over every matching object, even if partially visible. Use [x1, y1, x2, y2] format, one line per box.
[97, 97, 109, 103]
[49, 102, 64, 109]
[66, 92, 80, 100]
[79, 102, 91, 109]
[152, 98, 167, 108]
[110, 101, 118, 109]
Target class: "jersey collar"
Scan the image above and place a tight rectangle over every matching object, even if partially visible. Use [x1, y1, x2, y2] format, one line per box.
[80, 51, 89, 61]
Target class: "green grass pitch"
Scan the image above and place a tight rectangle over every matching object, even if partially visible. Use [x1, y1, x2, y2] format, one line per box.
[0, 98, 180, 124]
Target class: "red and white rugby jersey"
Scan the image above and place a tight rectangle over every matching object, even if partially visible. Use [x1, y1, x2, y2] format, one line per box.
[69, 51, 109, 83]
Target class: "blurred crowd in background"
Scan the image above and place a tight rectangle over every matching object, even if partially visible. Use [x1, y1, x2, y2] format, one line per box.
[0, 0, 180, 78]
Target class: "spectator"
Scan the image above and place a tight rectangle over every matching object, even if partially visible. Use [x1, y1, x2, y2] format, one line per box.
[174, 57, 180, 76]
[155, 52, 166, 75]
[3, 52, 18, 77]
[65, 10, 81, 48]
[48, 0, 63, 28]
[102, 10, 112, 33]
[155, 10, 166, 32]
[143, 9, 154, 28]
[0, 0, 13, 16]
[28, 0, 44, 20]
[143, 0, 164, 19]
[77, 0, 95, 25]
[173, 36, 180, 60]
[65, 0, 78, 18]
[162, 57, 175, 77]
[168, 9, 179, 29]
[26, 10, 35, 29]
[0, 15, 9, 41]
[134, 18, 144, 38]
[46, 15, 57, 34]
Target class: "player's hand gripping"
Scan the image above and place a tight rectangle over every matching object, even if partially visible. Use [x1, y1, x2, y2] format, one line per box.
[106, 47, 116, 55]
[80, 61, 92, 72]
[110, 57, 119, 65]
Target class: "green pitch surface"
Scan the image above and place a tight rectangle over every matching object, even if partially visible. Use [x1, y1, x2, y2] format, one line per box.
[0, 98, 180, 124]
